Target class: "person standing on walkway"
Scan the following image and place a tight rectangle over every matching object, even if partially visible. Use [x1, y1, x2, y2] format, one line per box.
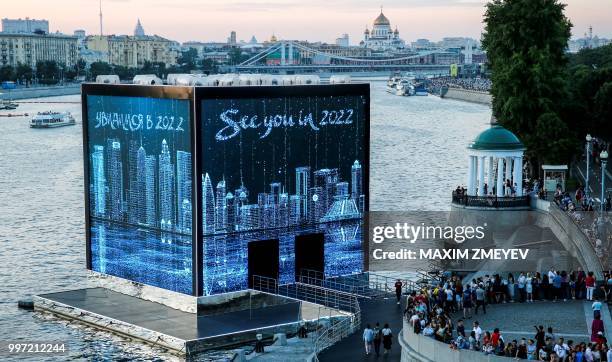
[382, 323, 393, 355]
[394, 279, 403, 305]
[373, 322, 382, 357]
[463, 285, 473, 319]
[591, 315, 605, 343]
[586, 272, 596, 301]
[363, 324, 374, 355]
[535, 325, 545, 352]
[475, 284, 486, 315]
[592, 298, 603, 319]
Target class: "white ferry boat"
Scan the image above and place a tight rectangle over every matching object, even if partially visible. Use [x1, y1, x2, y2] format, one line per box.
[30, 111, 76, 128]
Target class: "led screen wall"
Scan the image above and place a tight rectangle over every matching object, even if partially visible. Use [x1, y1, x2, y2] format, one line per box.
[84, 89, 193, 295]
[198, 85, 369, 296]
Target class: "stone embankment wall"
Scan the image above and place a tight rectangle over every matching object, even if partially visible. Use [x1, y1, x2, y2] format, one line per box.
[442, 88, 492, 106]
[0, 84, 81, 100]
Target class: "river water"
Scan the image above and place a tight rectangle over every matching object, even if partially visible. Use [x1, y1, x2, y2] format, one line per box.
[0, 81, 490, 361]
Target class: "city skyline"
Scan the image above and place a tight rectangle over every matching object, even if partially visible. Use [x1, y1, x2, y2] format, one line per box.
[200, 160, 365, 235]
[3, 1, 611, 43]
[90, 138, 193, 235]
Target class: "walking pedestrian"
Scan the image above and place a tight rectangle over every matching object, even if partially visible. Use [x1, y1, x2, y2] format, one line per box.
[395, 279, 403, 305]
[363, 324, 374, 355]
[475, 283, 486, 315]
[382, 323, 393, 355]
[586, 272, 596, 301]
[373, 322, 382, 357]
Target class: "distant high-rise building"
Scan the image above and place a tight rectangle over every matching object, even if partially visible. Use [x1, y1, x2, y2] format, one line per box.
[108, 140, 124, 222]
[136, 146, 147, 224]
[176, 151, 192, 233]
[127, 141, 140, 224]
[351, 160, 363, 213]
[215, 180, 227, 231]
[351, 160, 362, 199]
[1, 18, 49, 34]
[314, 168, 338, 213]
[228, 30, 236, 45]
[335, 33, 349, 47]
[134, 19, 145, 37]
[91, 145, 106, 217]
[308, 186, 325, 223]
[295, 166, 310, 222]
[225, 192, 235, 232]
[278, 193, 289, 227]
[0, 32, 78, 68]
[202, 173, 215, 234]
[335, 182, 349, 198]
[159, 139, 175, 230]
[144, 155, 157, 227]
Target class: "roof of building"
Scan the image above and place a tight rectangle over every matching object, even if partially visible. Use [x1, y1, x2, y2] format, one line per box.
[374, 12, 390, 26]
[468, 125, 525, 150]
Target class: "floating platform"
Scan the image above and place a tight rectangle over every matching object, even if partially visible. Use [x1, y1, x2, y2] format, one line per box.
[33, 287, 347, 356]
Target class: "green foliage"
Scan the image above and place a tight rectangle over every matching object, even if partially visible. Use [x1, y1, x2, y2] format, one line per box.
[482, 0, 575, 166]
[569, 44, 612, 69]
[228, 47, 248, 65]
[0, 65, 16, 82]
[15, 63, 34, 83]
[178, 48, 199, 69]
[567, 46, 612, 141]
[36, 60, 61, 84]
[201, 58, 218, 74]
[88, 61, 113, 80]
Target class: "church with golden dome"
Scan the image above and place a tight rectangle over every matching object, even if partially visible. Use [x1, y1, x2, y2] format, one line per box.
[360, 8, 405, 51]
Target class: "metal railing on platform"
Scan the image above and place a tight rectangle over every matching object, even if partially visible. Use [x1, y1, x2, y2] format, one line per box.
[452, 192, 530, 208]
[250, 274, 361, 360]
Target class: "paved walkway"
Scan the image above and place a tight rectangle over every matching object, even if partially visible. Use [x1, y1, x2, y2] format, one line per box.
[451, 299, 612, 344]
[318, 294, 405, 362]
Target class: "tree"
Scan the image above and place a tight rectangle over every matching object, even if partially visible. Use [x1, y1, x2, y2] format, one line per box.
[0, 65, 15, 82]
[177, 47, 199, 70]
[36, 60, 61, 84]
[228, 47, 247, 65]
[88, 61, 113, 80]
[482, 0, 575, 167]
[15, 63, 34, 84]
[75, 59, 87, 79]
[201, 58, 218, 74]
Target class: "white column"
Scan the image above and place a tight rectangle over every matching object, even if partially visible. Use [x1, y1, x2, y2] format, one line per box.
[496, 158, 505, 197]
[467, 155, 475, 196]
[515, 156, 524, 196]
[477, 156, 485, 196]
[504, 157, 513, 195]
[512, 157, 521, 195]
[488, 156, 495, 194]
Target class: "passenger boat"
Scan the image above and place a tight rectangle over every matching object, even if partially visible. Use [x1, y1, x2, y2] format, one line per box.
[30, 111, 76, 128]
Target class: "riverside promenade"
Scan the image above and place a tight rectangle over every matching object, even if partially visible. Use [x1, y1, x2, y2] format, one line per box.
[401, 299, 612, 361]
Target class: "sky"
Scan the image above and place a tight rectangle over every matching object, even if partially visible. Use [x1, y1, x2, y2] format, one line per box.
[2, 0, 611, 44]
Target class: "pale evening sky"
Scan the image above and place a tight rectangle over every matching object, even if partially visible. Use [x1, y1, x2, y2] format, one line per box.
[2, 0, 611, 44]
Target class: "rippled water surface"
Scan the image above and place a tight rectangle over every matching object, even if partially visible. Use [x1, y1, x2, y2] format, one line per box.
[0, 82, 490, 360]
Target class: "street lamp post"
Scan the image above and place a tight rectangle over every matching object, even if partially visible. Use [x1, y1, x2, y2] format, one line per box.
[586, 134, 592, 199]
[600, 150, 608, 214]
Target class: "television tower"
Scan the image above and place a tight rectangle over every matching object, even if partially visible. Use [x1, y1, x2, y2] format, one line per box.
[99, 0, 104, 36]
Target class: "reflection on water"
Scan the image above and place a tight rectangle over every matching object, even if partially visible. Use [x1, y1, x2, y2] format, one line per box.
[0, 83, 490, 360]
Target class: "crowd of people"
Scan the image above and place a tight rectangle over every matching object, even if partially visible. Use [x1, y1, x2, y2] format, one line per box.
[427, 76, 492, 93]
[399, 271, 612, 361]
